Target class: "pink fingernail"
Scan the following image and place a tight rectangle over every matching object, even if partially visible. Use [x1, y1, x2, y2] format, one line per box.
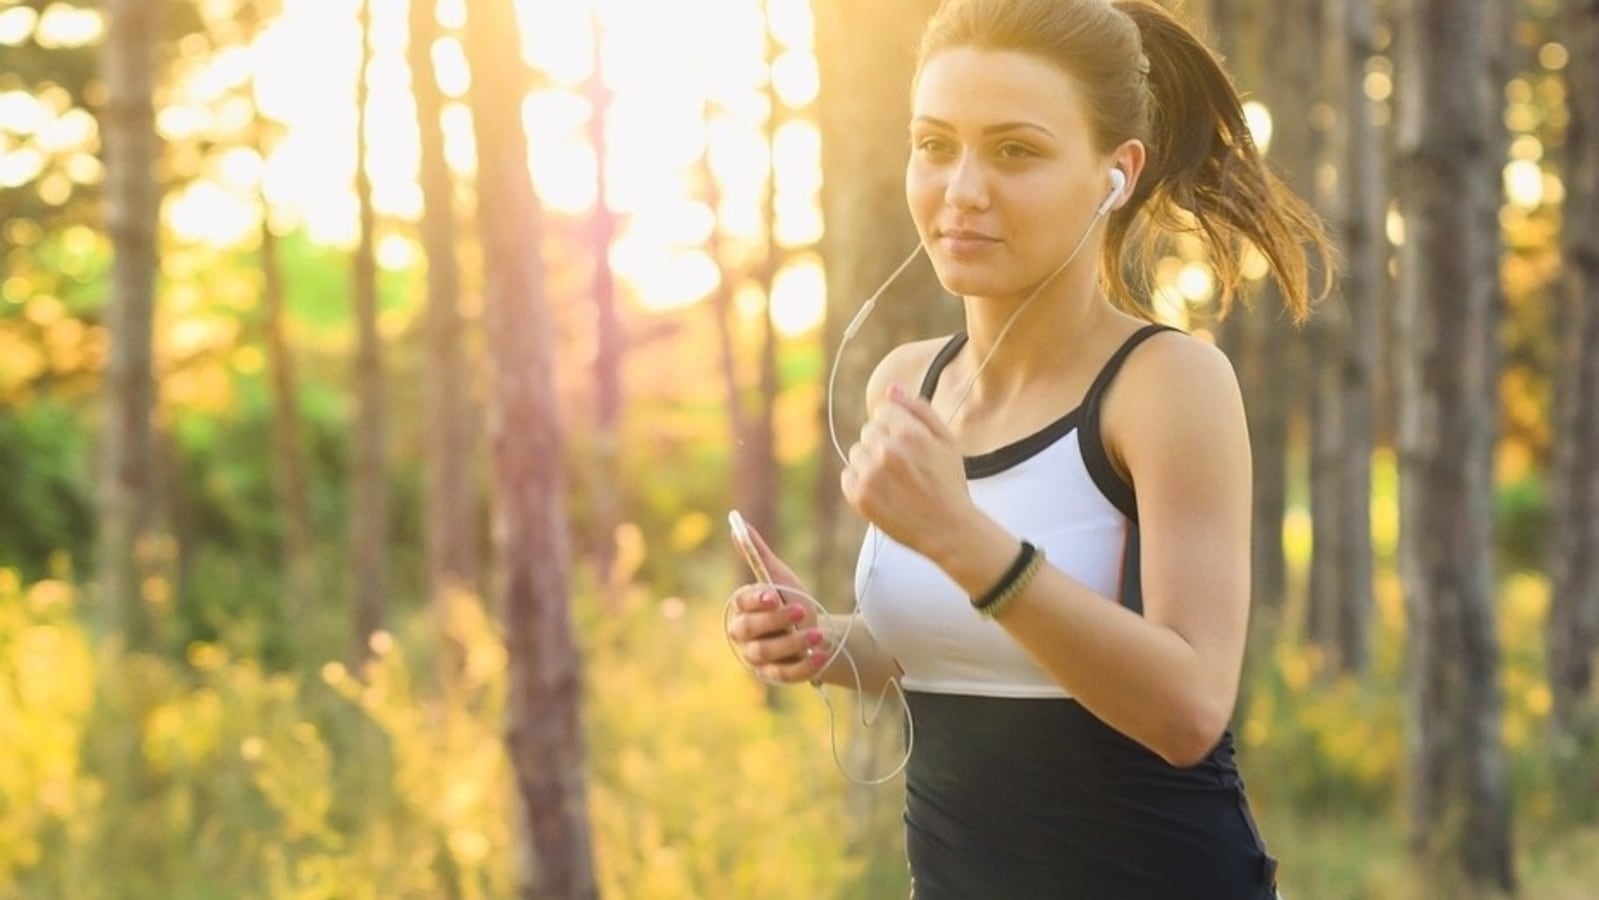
[805, 629, 824, 645]
[787, 604, 806, 622]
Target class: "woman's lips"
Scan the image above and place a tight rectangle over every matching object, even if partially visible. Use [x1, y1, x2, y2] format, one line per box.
[938, 229, 1001, 255]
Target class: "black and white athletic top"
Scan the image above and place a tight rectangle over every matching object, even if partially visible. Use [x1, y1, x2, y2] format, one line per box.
[858, 324, 1279, 900]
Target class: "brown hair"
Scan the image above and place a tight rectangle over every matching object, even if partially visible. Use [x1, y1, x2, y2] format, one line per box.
[917, 0, 1332, 321]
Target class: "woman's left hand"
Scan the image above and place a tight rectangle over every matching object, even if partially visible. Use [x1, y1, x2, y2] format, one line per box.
[841, 384, 980, 561]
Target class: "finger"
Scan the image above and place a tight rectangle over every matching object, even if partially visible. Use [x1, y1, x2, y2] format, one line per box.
[741, 521, 800, 585]
[751, 636, 831, 680]
[728, 601, 809, 641]
[756, 640, 831, 683]
[742, 626, 822, 666]
[887, 383, 956, 441]
[733, 584, 782, 613]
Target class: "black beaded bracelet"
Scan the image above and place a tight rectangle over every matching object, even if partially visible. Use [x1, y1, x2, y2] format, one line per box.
[971, 540, 1043, 616]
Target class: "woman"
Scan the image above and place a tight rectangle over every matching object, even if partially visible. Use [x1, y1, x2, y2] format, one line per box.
[726, 0, 1329, 896]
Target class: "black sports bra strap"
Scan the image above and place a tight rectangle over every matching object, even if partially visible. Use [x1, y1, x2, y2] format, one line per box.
[1079, 323, 1180, 523]
[918, 332, 969, 400]
[1082, 323, 1177, 410]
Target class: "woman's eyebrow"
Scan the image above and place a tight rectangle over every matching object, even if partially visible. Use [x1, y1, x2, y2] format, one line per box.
[911, 115, 1055, 138]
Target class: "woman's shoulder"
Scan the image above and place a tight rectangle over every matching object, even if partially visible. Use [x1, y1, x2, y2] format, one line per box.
[864, 335, 962, 409]
[1115, 327, 1239, 399]
[1101, 326, 1246, 469]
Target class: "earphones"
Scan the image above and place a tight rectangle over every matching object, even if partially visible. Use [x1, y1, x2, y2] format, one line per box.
[1097, 168, 1127, 217]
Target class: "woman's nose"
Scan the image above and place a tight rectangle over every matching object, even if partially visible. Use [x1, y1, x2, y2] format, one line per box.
[944, 152, 990, 210]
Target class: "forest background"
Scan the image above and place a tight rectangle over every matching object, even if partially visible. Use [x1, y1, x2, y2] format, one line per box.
[2, 0, 1597, 898]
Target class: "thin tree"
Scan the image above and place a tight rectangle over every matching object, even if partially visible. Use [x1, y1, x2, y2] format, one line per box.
[1223, 0, 1302, 618]
[407, 0, 478, 611]
[1393, 0, 1515, 892]
[252, 2, 316, 625]
[1547, 0, 1599, 820]
[99, 0, 161, 649]
[462, 0, 598, 896]
[1307, 0, 1381, 673]
[586, 11, 624, 585]
[350, 0, 389, 661]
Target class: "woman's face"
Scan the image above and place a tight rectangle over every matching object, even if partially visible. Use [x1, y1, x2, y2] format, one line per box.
[907, 47, 1115, 302]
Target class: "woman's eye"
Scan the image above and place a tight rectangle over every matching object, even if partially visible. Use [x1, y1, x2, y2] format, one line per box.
[996, 142, 1037, 160]
[915, 136, 955, 156]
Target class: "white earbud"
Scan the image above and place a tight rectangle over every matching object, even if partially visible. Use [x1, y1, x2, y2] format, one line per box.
[1097, 168, 1127, 217]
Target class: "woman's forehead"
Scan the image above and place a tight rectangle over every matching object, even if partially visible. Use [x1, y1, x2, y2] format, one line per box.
[911, 47, 1092, 132]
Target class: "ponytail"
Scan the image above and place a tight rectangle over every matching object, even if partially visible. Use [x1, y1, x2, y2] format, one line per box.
[1109, 0, 1332, 321]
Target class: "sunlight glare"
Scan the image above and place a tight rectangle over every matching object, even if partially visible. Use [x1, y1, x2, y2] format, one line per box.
[769, 256, 826, 336]
[167, 181, 258, 247]
[431, 37, 471, 99]
[611, 241, 719, 312]
[0, 6, 37, 46]
[0, 147, 44, 189]
[516, 1, 595, 85]
[35, 3, 102, 49]
[1504, 160, 1544, 209]
[767, 0, 814, 49]
[0, 90, 49, 135]
[1242, 101, 1272, 154]
[772, 51, 819, 108]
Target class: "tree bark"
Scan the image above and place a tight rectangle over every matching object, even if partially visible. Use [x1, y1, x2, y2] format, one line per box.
[350, 0, 389, 663]
[1548, 0, 1599, 820]
[408, 0, 478, 611]
[98, 0, 161, 649]
[1393, 0, 1514, 891]
[463, 1, 598, 897]
[1307, 0, 1381, 674]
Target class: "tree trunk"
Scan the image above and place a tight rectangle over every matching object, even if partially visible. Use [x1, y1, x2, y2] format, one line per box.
[1547, 0, 1599, 821]
[98, 0, 161, 649]
[587, 13, 624, 586]
[350, 0, 389, 663]
[1393, 0, 1514, 892]
[462, 1, 598, 897]
[1226, 0, 1299, 619]
[739, 0, 783, 546]
[1307, 0, 1381, 674]
[259, 192, 317, 621]
[408, 0, 478, 612]
[812, 0, 952, 894]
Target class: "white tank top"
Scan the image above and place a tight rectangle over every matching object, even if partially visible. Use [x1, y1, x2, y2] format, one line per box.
[856, 325, 1170, 698]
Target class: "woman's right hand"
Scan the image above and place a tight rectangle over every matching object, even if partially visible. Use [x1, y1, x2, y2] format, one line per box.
[725, 523, 830, 684]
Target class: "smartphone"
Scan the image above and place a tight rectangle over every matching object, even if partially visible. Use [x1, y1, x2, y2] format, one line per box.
[728, 509, 775, 586]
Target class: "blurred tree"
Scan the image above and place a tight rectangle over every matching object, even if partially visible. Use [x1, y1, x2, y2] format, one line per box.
[250, 0, 317, 626]
[350, 0, 389, 662]
[740, 0, 785, 547]
[585, 10, 623, 585]
[462, 0, 598, 897]
[1393, 0, 1514, 893]
[407, 0, 479, 613]
[1547, 0, 1599, 821]
[812, 0, 951, 893]
[1222, 0, 1300, 618]
[97, 0, 162, 648]
[1307, 0, 1382, 674]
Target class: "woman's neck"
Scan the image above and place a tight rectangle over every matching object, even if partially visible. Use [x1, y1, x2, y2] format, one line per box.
[956, 276, 1111, 406]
